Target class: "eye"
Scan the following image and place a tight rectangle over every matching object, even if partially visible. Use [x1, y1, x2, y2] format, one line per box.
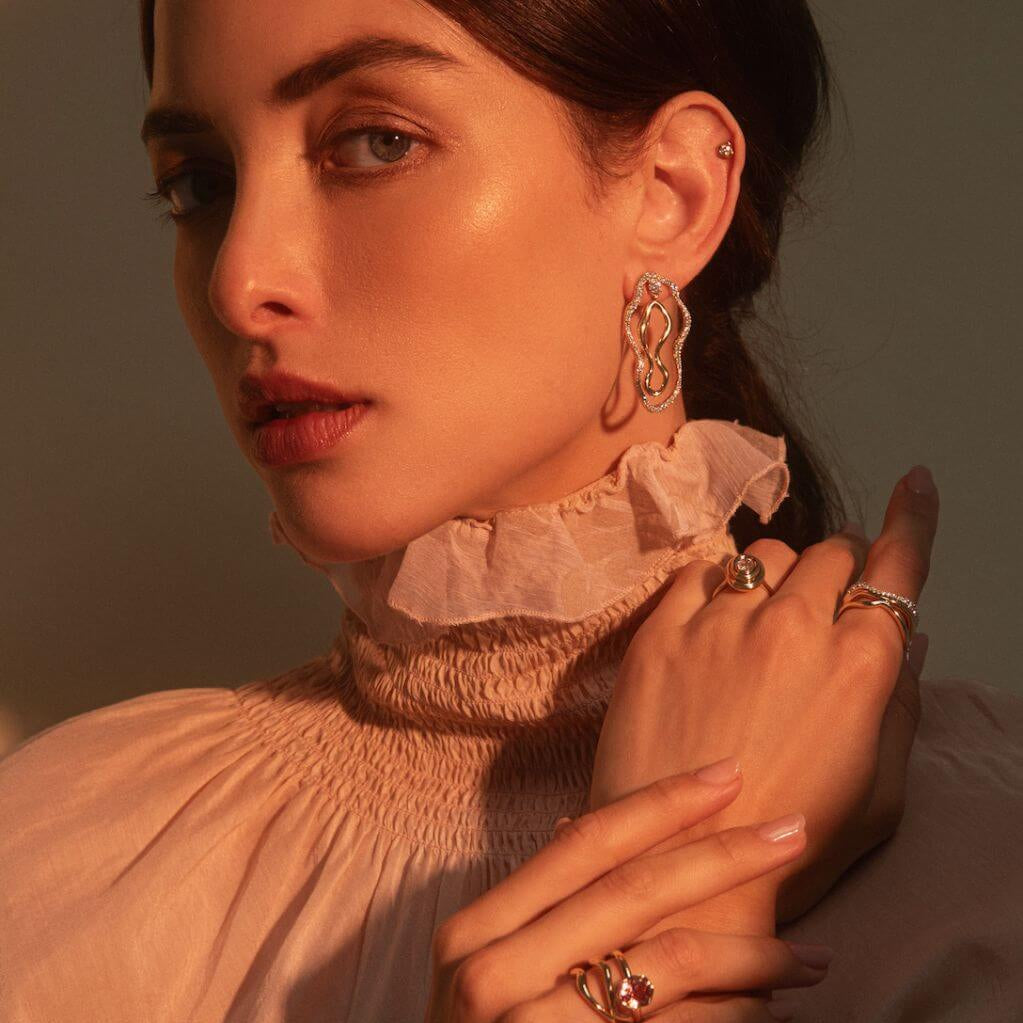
[322, 124, 422, 172]
[143, 166, 234, 223]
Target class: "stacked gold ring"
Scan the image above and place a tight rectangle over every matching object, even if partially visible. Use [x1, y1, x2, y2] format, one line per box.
[836, 580, 919, 658]
[569, 949, 655, 1021]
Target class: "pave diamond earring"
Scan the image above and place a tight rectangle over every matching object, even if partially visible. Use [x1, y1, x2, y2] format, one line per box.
[623, 271, 692, 414]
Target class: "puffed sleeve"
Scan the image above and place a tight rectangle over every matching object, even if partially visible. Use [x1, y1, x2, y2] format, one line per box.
[0, 685, 316, 1021]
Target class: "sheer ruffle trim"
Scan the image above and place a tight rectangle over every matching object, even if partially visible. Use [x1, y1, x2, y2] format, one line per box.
[269, 418, 790, 647]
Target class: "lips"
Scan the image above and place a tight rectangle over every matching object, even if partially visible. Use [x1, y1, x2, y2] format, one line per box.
[238, 370, 370, 426]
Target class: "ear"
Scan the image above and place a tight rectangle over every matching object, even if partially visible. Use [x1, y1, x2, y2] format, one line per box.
[622, 90, 745, 303]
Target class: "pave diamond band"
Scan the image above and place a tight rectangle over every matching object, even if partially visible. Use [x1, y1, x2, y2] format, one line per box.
[837, 580, 920, 658]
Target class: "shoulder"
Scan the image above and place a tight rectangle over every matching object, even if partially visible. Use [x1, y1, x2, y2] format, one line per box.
[0, 671, 349, 1020]
[0, 685, 244, 794]
[0, 673, 329, 888]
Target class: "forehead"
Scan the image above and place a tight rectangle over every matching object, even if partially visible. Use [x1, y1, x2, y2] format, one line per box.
[150, 0, 485, 105]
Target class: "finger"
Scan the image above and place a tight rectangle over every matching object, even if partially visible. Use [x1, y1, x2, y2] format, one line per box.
[771, 522, 870, 618]
[705, 539, 800, 606]
[498, 931, 829, 1022]
[649, 539, 799, 628]
[835, 465, 939, 659]
[471, 817, 808, 1019]
[439, 763, 744, 960]
[860, 635, 926, 840]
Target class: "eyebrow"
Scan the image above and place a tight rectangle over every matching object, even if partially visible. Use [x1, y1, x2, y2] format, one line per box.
[140, 33, 466, 145]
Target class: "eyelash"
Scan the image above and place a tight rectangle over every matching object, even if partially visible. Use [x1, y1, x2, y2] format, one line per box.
[142, 122, 423, 226]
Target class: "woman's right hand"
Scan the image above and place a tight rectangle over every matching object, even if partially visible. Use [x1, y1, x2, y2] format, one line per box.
[424, 761, 832, 1023]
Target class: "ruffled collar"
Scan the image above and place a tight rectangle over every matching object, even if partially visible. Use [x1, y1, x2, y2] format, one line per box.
[269, 418, 790, 648]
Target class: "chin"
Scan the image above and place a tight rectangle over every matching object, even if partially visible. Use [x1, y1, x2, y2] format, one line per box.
[268, 482, 445, 566]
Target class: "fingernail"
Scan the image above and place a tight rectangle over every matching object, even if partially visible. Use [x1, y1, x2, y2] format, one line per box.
[904, 465, 935, 495]
[553, 816, 572, 834]
[693, 755, 741, 784]
[766, 1000, 796, 1020]
[786, 942, 835, 969]
[756, 812, 805, 843]
[840, 519, 866, 538]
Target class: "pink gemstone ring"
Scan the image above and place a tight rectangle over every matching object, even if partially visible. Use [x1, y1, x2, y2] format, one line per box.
[570, 949, 656, 1021]
[611, 966, 654, 1019]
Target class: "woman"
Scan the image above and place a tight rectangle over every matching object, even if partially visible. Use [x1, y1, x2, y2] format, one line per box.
[1, 0, 1020, 1020]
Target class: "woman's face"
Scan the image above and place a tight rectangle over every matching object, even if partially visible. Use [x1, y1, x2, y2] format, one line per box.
[144, 0, 740, 563]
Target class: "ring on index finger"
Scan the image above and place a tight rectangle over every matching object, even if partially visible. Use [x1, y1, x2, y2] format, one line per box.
[836, 580, 920, 658]
[710, 552, 776, 600]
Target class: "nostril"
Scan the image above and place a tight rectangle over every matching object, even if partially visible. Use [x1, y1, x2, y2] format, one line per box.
[252, 300, 293, 322]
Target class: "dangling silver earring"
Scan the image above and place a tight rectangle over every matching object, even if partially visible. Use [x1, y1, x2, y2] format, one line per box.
[623, 271, 692, 414]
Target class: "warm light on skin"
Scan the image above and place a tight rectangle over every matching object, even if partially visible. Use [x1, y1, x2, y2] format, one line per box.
[144, 0, 745, 564]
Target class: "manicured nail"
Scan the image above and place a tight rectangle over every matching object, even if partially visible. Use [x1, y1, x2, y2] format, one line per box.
[766, 1000, 796, 1020]
[840, 519, 866, 538]
[904, 465, 935, 495]
[786, 942, 835, 969]
[756, 812, 805, 843]
[693, 755, 741, 784]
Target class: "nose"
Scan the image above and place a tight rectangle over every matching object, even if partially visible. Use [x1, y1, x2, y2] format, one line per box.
[206, 182, 323, 342]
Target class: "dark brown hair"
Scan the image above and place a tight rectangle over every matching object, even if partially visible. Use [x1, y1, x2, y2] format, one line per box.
[139, 0, 849, 551]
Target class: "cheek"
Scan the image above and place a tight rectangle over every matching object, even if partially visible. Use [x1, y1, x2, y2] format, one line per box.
[322, 144, 622, 437]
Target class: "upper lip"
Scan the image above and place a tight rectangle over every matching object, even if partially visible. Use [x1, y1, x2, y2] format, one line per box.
[238, 370, 370, 425]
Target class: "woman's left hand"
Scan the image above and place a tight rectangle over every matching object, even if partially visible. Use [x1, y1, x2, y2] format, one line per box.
[587, 465, 939, 932]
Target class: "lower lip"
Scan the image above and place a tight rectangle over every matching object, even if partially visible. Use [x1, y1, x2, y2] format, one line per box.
[252, 403, 371, 467]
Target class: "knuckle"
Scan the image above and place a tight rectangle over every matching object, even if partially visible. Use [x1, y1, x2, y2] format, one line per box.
[749, 538, 797, 561]
[757, 591, 816, 638]
[655, 927, 702, 978]
[835, 618, 901, 677]
[647, 772, 692, 818]
[604, 856, 659, 902]
[431, 916, 466, 967]
[870, 537, 930, 592]
[558, 806, 614, 852]
[451, 952, 500, 1019]
[706, 828, 746, 868]
[809, 537, 860, 573]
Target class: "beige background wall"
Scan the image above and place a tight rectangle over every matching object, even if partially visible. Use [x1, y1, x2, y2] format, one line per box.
[2, 1, 1020, 753]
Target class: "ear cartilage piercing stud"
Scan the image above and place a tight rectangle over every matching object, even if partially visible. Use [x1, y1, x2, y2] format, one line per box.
[717, 141, 735, 159]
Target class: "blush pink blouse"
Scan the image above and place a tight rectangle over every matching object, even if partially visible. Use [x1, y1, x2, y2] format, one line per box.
[1, 417, 1020, 1022]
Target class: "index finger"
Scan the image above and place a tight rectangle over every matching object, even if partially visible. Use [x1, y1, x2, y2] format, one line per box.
[439, 762, 743, 959]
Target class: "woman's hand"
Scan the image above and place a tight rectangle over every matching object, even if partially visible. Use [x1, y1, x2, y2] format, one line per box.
[588, 466, 939, 933]
[424, 764, 831, 1022]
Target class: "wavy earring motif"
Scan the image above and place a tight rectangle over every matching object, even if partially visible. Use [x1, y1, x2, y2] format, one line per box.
[622, 271, 692, 414]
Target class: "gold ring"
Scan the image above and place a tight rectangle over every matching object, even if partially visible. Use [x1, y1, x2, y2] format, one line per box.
[710, 552, 775, 600]
[836, 582, 919, 659]
[569, 949, 655, 1021]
